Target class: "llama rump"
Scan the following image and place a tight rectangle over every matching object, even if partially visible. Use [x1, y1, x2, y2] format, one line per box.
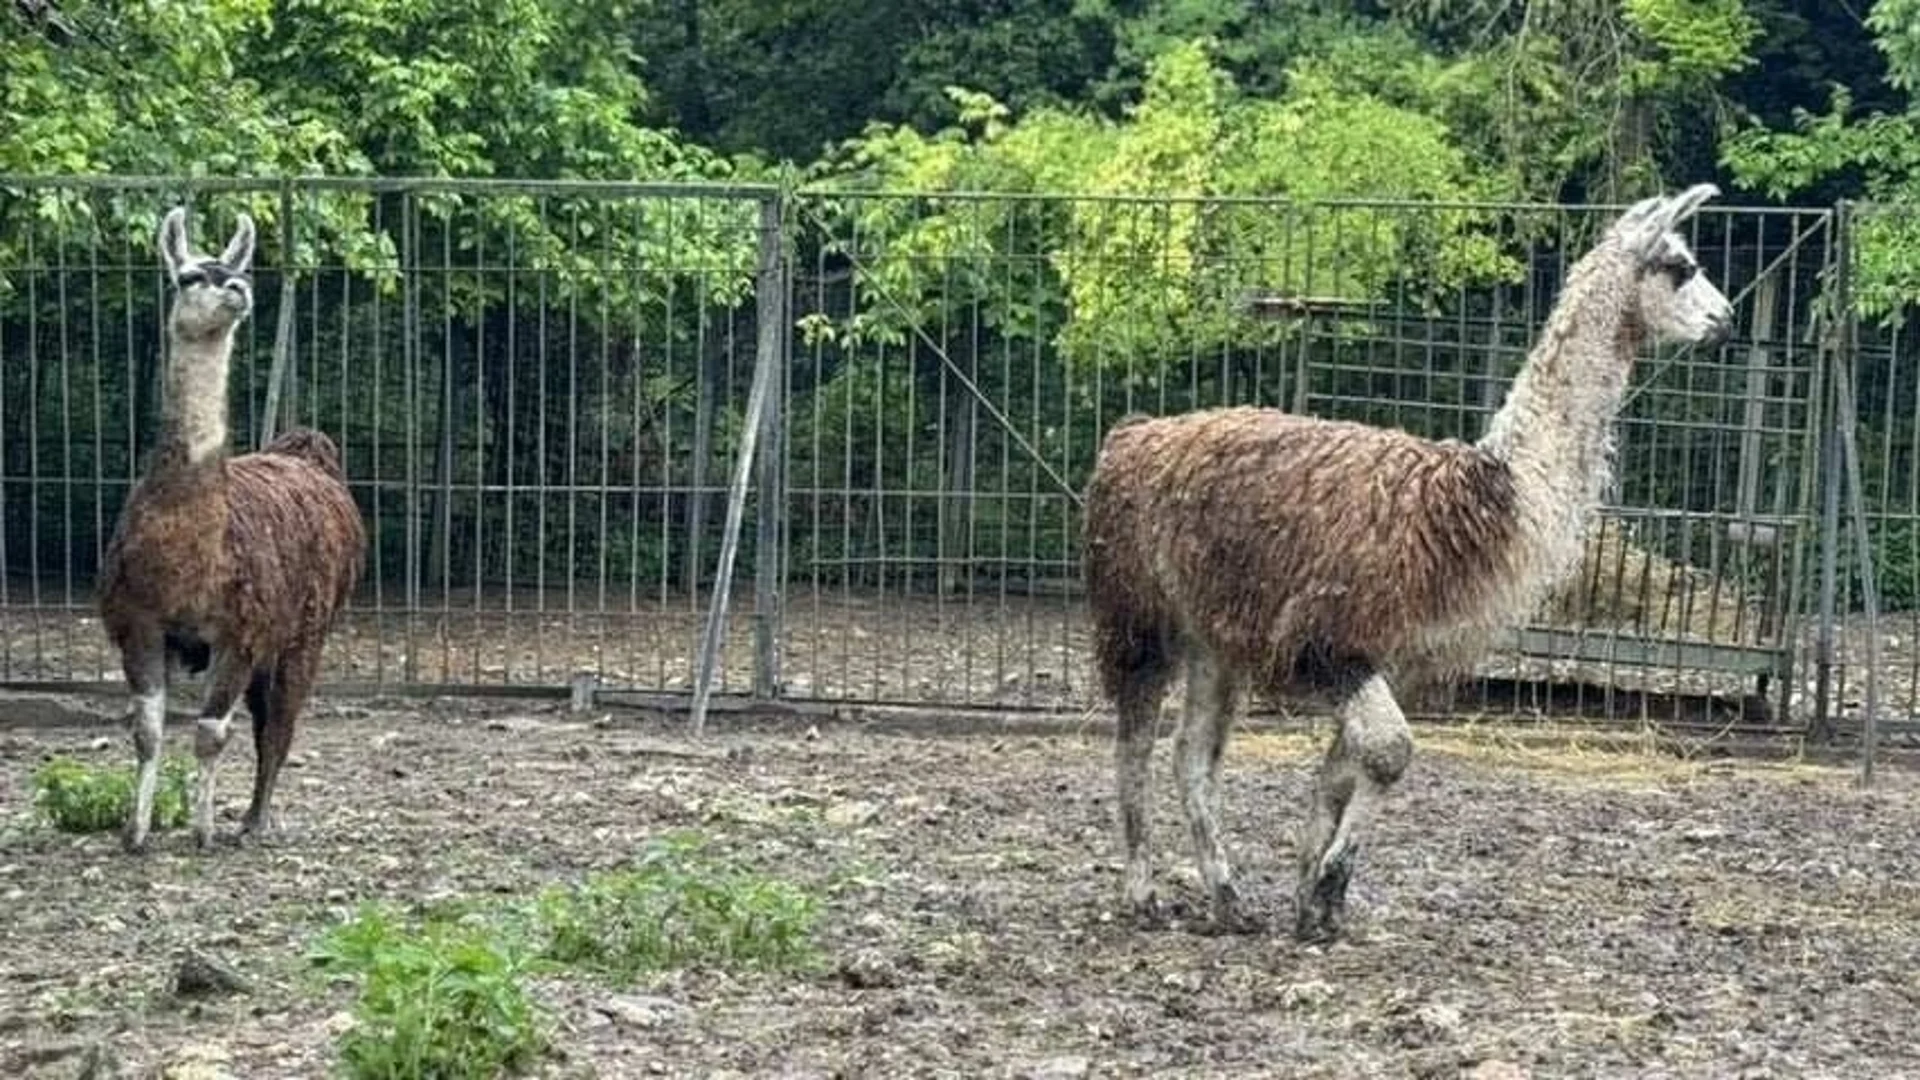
[1084, 184, 1735, 942]
[99, 206, 366, 853]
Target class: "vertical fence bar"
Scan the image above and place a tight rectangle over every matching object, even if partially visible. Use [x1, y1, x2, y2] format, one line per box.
[753, 194, 788, 700]
[1830, 202, 1882, 781]
[692, 194, 785, 731]
[1812, 223, 1846, 741]
[261, 181, 296, 448]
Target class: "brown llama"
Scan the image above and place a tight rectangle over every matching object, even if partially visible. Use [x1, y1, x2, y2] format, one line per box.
[100, 206, 366, 853]
[1083, 185, 1735, 942]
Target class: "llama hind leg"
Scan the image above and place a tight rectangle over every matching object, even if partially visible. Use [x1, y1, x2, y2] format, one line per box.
[191, 652, 254, 850]
[121, 632, 168, 854]
[1175, 644, 1255, 932]
[1109, 627, 1174, 925]
[242, 648, 318, 840]
[1294, 671, 1412, 943]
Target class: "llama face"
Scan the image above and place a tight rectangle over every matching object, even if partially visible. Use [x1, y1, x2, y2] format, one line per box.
[158, 207, 256, 340]
[1633, 230, 1733, 345]
[1615, 184, 1734, 346]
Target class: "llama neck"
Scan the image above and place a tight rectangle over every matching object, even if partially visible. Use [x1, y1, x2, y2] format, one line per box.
[1473, 246, 1642, 597]
[159, 327, 235, 468]
[1476, 248, 1640, 505]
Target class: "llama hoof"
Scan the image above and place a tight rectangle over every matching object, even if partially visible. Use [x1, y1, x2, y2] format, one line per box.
[235, 823, 281, 849]
[1293, 852, 1356, 943]
[1204, 883, 1265, 935]
[1207, 905, 1266, 936]
[1127, 894, 1169, 930]
[1201, 908, 1267, 936]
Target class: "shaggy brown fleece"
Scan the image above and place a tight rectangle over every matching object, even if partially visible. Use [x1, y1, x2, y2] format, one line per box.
[99, 427, 364, 681]
[1084, 406, 1520, 699]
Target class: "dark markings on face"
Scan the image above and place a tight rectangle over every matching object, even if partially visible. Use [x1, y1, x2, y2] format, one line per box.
[1643, 236, 1699, 287]
[175, 261, 253, 300]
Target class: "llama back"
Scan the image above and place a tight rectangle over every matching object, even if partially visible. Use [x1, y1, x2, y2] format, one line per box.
[222, 452, 366, 654]
[261, 426, 346, 481]
[1084, 406, 1524, 692]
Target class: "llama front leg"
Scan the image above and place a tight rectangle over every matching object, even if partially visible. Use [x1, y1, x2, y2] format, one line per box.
[1294, 671, 1412, 943]
[121, 636, 168, 854]
[192, 652, 253, 850]
[1176, 645, 1255, 932]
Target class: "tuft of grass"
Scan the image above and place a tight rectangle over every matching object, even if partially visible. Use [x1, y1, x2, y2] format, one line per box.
[303, 832, 819, 1076]
[310, 905, 548, 1080]
[32, 755, 192, 834]
[529, 832, 818, 980]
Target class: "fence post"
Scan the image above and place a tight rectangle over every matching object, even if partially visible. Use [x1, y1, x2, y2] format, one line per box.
[1810, 204, 1848, 744]
[1829, 202, 1882, 785]
[752, 194, 787, 700]
[260, 180, 297, 447]
[690, 194, 785, 733]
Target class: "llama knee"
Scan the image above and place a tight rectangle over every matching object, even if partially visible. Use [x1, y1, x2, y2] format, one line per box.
[194, 713, 233, 758]
[1344, 675, 1413, 788]
[1361, 728, 1413, 788]
[128, 692, 164, 758]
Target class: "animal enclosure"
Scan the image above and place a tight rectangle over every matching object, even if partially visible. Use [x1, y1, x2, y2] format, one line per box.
[0, 177, 1909, 739]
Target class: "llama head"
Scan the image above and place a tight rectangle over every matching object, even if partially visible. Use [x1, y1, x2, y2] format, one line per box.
[158, 206, 255, 342]
[1610, 183, 1734, 346]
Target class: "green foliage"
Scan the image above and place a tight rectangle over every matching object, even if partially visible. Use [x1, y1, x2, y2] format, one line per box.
[1869, 0, 1920, 93]
[1719, 2, 1920, 318]
[1622, 0, 1759, 88]
[529, 834, 818, 979]
[32, 755, 190, 835]
[310, 906, 549, 1080]
[812, 39, 1521, 385]
[1854, 518, 1920, 613]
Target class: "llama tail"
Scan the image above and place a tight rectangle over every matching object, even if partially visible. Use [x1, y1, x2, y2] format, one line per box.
[261, 427, 346, 481]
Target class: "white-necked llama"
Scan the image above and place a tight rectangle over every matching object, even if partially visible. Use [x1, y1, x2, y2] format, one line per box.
[100, 206, 366, 853]
[1083, 184, 1734, 942]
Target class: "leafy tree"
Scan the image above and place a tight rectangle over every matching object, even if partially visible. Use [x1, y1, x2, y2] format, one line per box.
[1722, 0, 1920, 318]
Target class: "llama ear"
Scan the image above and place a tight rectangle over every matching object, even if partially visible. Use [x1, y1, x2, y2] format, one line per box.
[158, 207, 191, 280]
[220, 213, 256, 274]
[1620, 183, 1720, 258]
[1661, 183, 1720, 227]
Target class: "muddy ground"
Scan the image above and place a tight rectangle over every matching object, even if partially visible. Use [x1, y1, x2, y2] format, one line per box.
[2, 694, 1919, 1079]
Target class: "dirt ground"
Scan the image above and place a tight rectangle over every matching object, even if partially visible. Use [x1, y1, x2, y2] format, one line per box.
[2, 692, 1919, 1079]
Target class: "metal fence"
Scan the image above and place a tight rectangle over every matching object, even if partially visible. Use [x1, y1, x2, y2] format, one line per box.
[0, 177, 1903, 741]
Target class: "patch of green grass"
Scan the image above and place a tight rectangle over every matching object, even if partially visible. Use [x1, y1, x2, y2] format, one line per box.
[305, 831, 819, 1075]
[529, 833, 819, 980]
[31, 755, 191, 834]
[309, 905, 548, 1080]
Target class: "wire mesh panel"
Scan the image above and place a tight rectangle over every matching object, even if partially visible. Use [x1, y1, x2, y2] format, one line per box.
[0, 178, 770, 694]
[0, 179, 1857, 733]
[1832, 202, 1920, 741]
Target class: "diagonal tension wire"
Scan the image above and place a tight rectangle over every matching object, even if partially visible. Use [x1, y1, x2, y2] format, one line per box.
[793, 196, 1085, 509]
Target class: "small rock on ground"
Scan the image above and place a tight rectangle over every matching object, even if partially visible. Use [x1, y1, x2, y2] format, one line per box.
[172, 948, 249, 999]
[598, 994, 692, 1029]
[1019, 1055, 1091, 1079]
